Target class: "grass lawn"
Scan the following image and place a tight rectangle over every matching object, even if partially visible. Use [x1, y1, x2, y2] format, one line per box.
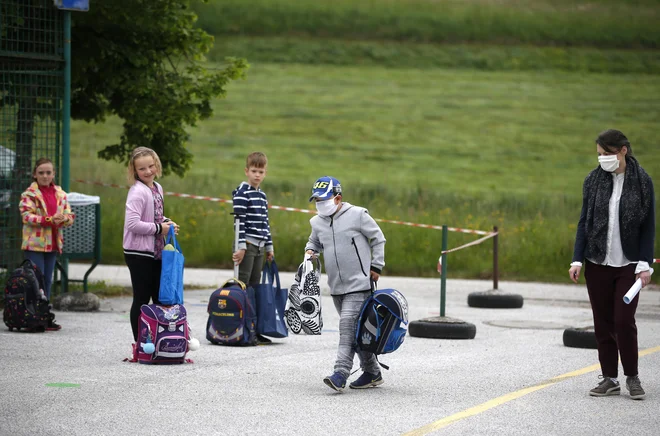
[70, 62, 660, 281]
[193, 0, 660, 49]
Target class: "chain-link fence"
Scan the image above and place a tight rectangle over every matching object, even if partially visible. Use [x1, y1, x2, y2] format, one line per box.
[1, 0, 63, 273]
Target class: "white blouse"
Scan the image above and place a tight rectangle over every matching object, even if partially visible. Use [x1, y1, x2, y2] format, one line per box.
[572, 172, 650, 273]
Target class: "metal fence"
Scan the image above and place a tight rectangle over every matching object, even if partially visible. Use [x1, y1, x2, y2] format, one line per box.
[0, 0, 64, 272]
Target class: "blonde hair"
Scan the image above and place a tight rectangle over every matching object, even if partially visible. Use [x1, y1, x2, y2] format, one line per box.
[246, 152, 267, 169]
[127, 147, 162, 184]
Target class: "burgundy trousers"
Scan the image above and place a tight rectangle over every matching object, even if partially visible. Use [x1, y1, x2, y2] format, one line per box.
[585, 261, 639, 378]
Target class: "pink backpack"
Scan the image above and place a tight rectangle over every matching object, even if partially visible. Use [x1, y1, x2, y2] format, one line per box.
[137, 304, 190, 364]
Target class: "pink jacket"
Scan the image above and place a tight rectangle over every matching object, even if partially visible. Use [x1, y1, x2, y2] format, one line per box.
[20, 182, 75, 253]
[123, 181, 166, 257]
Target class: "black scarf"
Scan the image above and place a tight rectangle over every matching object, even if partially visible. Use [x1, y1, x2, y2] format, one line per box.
[584, 155, 653, 263]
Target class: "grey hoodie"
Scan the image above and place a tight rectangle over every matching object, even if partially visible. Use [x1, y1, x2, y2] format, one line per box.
[305, 202, 386, 296]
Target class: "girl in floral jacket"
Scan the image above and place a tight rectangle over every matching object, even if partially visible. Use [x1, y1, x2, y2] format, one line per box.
[19, 158, 75, 310]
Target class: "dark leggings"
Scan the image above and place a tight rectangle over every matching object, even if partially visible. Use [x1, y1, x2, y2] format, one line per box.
[125, 254, 161, 342]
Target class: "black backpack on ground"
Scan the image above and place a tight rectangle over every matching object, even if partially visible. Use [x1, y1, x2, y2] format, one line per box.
[3, 259, 54, 332]
[206, 279, 257, 346]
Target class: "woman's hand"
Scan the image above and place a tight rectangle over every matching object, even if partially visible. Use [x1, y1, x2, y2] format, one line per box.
[637, 270, 651, 288]
[569, 265, 582, 284]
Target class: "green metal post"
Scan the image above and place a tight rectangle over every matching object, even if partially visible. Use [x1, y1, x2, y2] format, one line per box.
[62, 11, 71, 191]
[440, 225, 448, 317]
[61, 11, 72, 288]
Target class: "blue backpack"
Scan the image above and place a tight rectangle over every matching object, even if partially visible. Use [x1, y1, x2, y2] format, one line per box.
[355, 288, 409, 368]
[206, 279, 257, 346]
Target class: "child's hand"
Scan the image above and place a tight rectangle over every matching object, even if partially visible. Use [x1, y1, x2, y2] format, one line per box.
[370, 271, 380, 282]
[232, 249, 246, 265]
[52, 213, 65, 225]
[266, 251, 274, 262]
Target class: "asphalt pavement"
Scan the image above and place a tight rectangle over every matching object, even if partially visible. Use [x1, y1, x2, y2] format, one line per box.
[1, 264, 659, 436]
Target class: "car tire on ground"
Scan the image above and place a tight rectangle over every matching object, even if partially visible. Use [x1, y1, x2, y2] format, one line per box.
[409, 316, 476, 339]
[467, 290, 524, 309]
[563, 326, 598, 349]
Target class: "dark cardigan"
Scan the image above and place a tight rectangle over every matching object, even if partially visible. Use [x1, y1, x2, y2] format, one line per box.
[572, 159, 655, 265]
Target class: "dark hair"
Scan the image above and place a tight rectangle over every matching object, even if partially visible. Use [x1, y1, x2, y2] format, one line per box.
[32, 157, 54, 179]
[595, 129, 634, 156]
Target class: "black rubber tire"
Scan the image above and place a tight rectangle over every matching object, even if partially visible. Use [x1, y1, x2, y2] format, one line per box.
[563, 327, 598, 349]
[409, 317, 476, 340]
[467, 291, 524, 309]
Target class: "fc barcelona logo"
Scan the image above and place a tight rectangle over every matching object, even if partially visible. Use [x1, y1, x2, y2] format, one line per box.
[218, 299, 227, 309]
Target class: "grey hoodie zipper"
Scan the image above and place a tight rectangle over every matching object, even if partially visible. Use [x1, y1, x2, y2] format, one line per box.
[330, 217, 343, 283]
[351, 238, 368, 277]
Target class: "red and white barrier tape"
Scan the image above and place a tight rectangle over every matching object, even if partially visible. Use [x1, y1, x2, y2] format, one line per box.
[437, 232, 498, 272]
[655, 259, 659, 264]
[73, 179, 492, 235]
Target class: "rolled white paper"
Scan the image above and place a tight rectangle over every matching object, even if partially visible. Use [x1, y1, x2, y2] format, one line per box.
[623, 267, 654, 304]
[623, 279, 642, 304]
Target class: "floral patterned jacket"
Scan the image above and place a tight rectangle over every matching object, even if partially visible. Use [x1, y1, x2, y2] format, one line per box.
[20, 182, 75, 253]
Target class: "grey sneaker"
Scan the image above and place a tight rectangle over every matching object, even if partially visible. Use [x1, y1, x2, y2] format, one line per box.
[589, 377, 620, 397]
[626, 376, 646, 400]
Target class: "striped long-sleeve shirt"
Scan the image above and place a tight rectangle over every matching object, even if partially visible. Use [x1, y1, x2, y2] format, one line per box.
[232, 182, 273, 253]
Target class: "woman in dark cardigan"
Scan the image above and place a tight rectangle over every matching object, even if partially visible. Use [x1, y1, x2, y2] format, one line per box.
[569, 129, 655, 400]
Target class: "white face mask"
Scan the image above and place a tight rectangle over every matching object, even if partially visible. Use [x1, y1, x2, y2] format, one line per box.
[598, 155, 620, 172]
[316, 198, 339, 217]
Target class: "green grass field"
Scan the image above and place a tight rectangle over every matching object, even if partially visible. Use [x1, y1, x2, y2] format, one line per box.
[208, 37, 660, 74]
[70, 62, 660, 282]
[192, 0, 660, 49]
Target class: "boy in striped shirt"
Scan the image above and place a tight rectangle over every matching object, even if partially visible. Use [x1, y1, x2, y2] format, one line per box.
[232, 153, 275, 341]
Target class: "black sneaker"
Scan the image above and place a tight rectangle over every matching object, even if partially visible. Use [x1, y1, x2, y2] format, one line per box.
[626, 375, 646, 400]
[256, 335, 272, 345]
[46, 320, 62, 331]
[323, 372, 347, 392]
[349, 371, 384, 389]
[589, 376, 620, 397]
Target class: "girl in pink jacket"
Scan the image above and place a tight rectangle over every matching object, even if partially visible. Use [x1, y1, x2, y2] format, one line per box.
[123, 147, 179, 360]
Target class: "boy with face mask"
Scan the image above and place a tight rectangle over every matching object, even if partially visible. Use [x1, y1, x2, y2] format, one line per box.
[304, 176, 387, 391]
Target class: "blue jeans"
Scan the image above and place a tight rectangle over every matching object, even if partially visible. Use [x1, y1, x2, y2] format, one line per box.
[24, 251, 58, 299]
[331, 291, 380, 377]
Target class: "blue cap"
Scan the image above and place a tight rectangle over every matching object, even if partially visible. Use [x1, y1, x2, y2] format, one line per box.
[309, 176, 342, 202]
